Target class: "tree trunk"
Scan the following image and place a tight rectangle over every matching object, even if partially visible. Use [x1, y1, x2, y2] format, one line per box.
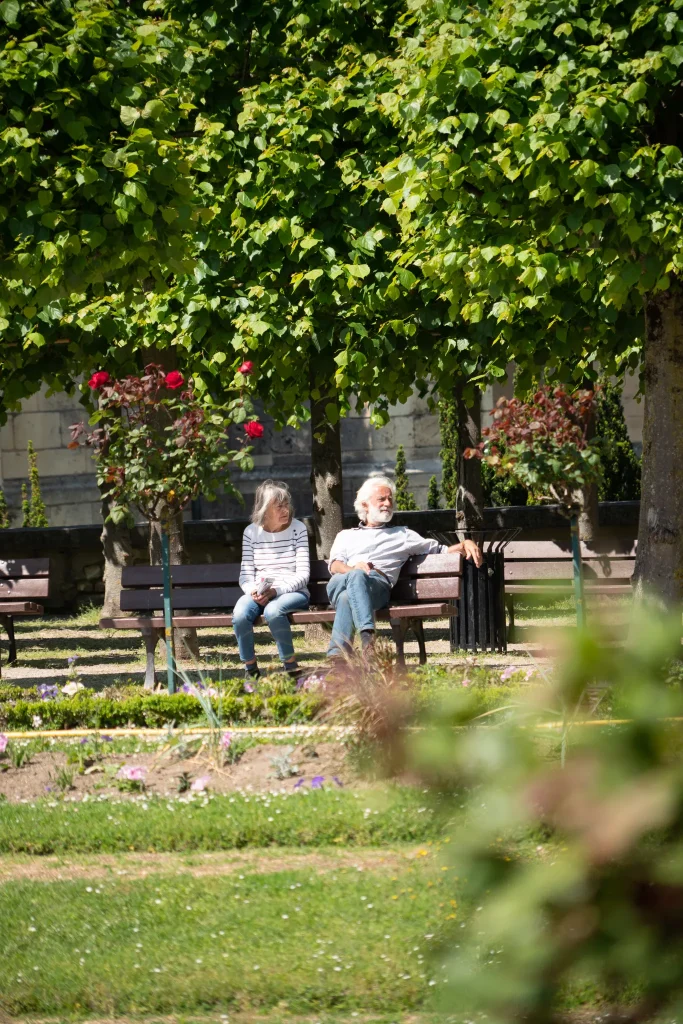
[100, 489, 133, 620]
[307, 368, 343, 645]
[455, 383, 484, 531]
[578, 376, 599, 545]
[633, 286, 683, 607]
[149, 510, 201, 661]
[309, 371, 344, 560]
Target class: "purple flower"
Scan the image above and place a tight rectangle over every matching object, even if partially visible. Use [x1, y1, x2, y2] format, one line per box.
[293, 778, 305, 789]
[38, 684, 58, 700]
[118, 765, 146, 782]
[80, 737, 89, 745]
[311, 775, 325, 790]
[0, 734, 8, 754]
[243, 681, 255, 694]
[190, 775, 211, 792]
[332, 776, 344, 788]
[67, 655, 79, 665]
[101, 735, 113, 742]
[221, 731, 232, 750]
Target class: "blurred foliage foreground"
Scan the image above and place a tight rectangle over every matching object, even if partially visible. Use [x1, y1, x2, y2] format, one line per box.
[399, 615, 683, 1024]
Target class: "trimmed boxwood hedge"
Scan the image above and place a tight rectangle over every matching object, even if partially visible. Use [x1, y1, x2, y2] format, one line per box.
[0, 692, 321, 731]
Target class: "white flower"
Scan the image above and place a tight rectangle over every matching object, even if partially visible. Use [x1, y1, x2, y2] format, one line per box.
[32, 715, 42, 729]
[62, 681, 86, 697]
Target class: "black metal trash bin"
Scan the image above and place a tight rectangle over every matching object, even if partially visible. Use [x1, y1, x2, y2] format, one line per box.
[452, 549, 507, 652]
[432, 530, 519, 653]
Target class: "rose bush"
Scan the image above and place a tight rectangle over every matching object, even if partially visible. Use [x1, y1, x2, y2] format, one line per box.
[465, 386, 602, 510]
[71, 363, 256, 524]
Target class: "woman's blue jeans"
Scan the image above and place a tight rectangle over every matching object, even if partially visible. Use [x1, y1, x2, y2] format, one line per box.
[326, 569, 391, 657]
[232, 591, 309, 664]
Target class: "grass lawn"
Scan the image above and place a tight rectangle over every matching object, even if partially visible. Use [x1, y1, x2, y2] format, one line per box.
[0, 859, 456, 1017]
[0, 788, 447, 855]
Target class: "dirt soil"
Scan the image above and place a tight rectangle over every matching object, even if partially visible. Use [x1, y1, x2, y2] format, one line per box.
[0, 742, 352, 803]
[0, 847, 420, 883]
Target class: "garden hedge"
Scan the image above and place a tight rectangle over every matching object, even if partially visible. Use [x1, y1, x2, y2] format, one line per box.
[0, 692, 321, 731]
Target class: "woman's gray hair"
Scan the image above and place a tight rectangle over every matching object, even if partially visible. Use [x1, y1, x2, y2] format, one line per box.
[354, 475, 395, 523]
[251, 479, 295, 527]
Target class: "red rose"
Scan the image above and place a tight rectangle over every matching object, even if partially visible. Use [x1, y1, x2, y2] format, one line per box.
[238, 360, 254, 375]
[165, 371, 184, 390]
[88, 371, 110, 390]
[244, 420, 264, 439]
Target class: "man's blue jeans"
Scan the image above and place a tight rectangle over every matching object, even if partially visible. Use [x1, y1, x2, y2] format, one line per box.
[326, 570, 391, 657]
[232, 591, 309, 664]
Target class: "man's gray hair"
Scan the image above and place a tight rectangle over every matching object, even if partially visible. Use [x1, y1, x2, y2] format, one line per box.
[354, 475, 395, 523]
[251, 479, 295, 527]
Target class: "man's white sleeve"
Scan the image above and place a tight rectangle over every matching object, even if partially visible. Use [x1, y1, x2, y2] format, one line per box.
[405, 529, 449, 556]
[328, 531, 348, 571]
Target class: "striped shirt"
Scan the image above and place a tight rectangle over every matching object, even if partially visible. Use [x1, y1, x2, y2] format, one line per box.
[239, 519, 310, 598]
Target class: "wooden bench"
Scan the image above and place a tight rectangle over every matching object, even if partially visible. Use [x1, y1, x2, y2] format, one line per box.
[100, 554, 462, 688]
[503, 540, 636, 634]
[0, 559, 50, 675]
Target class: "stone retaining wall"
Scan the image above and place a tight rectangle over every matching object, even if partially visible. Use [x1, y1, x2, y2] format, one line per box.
[0, 502, 640, 611]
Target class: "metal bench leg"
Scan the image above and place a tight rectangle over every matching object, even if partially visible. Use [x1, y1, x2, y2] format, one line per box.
[0, 614, 17, 667]
[141, 628, 161, 690]
[410, 618, 427, 666]
[390, 618, 407, 667]
[505, 595, 515, 641]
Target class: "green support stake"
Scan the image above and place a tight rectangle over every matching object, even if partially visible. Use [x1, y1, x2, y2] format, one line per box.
[569, 512, 586, 630]
[161, 528, 176, 694]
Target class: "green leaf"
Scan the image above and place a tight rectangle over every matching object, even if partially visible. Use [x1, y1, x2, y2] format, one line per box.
[623, 81, 647, 103]
[325, 402, 339, 424]
[345, 264, 371, 279]
[120, 106, 141, 127]
[459, 68, 481, 89]
[460, 112, 479, 132]
[0, 1, 20, 24]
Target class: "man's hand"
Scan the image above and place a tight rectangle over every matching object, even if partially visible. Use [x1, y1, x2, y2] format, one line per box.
[350, 561, 373, 574]
[448, 539, 484, 568]
[252, 587, 276, 606]
[329, 560, 373, 575]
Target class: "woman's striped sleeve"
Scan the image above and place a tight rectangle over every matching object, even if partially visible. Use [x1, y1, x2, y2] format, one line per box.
[239, 529, 256, 594]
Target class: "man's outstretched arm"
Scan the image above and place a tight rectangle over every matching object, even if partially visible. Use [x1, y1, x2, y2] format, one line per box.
[447, 539, 484, 567]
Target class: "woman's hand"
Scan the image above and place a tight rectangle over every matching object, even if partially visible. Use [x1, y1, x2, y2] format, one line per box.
[253, 587, 276, 606]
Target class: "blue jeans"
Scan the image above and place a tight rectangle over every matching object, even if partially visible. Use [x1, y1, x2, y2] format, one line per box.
[326, 570, 391, 657]
[232, 591, 309, 664]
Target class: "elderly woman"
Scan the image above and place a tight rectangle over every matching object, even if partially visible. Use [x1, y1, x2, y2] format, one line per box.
[234, 479, 310, 682]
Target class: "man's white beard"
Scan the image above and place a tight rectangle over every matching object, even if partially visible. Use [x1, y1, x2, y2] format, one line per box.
[367, 509, 394, 524]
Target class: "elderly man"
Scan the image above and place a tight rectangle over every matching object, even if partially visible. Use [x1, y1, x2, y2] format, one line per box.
[326, 475, 483, 659]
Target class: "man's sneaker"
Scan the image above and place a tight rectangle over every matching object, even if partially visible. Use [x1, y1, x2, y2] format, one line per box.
[243, 665, 261, 691]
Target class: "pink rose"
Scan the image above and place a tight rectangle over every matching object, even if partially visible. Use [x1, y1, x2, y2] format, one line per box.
[238, 361, 254, 375]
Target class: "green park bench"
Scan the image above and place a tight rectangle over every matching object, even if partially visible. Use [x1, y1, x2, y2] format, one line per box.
[503, 540, 636, 635]
[0, 558, 49, 675]
[100, 553, 463, 688]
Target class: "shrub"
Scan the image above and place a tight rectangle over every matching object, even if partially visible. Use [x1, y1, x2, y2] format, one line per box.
[0, 692, 322, 731]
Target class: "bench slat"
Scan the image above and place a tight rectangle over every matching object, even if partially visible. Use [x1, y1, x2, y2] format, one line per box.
[120, 576, 460, 612]
[0, 559, 50, 578]
[100, 602, 455, 630]
[0, 601, 44, 614]
[120, 553, 462, 590]
[504, 541, 637, 560]
[505, 560, 635, 581]
[506, 583, 632, 595]
[0, 579, 50, 599]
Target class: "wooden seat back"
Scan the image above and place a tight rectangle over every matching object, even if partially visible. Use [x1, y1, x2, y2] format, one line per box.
[0, 559, 50, 601]
[119, 554, 462, 613]
[502, 540, 636, 584]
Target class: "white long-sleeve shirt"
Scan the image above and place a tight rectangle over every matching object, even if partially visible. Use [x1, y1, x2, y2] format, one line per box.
[328, 525, 448, 587]
[239, 519, 310, 598]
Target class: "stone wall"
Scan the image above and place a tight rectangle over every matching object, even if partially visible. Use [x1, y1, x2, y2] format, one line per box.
[0, 502, 640, 611]
[0, 371, 644, 529]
